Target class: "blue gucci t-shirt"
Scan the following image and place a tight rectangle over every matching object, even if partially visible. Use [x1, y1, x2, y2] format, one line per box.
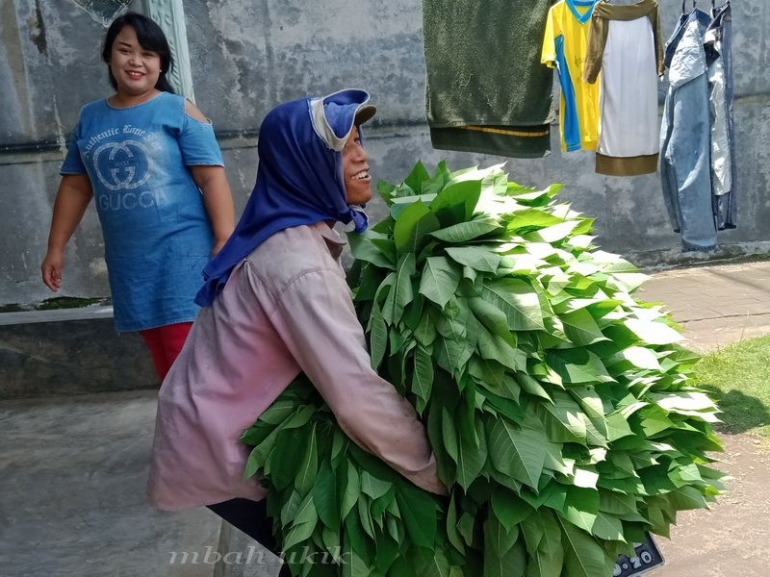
[61, 92, 223, 331]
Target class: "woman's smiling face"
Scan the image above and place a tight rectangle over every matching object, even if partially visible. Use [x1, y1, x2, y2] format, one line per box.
[109, 26, 161, 98]
[342, 126, 372, 206]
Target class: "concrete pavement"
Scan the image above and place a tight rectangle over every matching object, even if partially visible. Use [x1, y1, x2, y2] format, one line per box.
[1, 259, 769, 577]
[639, 259, 770, 352]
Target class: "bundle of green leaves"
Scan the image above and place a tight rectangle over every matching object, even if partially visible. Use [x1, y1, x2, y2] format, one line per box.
[242, 162, 725, 577]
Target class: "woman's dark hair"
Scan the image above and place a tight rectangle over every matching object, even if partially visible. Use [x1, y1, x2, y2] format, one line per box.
[102, 12, 175, 94]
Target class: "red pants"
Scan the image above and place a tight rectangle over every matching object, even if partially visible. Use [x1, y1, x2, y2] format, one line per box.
[139, 322, 193, 382]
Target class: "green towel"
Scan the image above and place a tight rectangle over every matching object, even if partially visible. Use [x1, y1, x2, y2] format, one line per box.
[423, 0, 556, 158]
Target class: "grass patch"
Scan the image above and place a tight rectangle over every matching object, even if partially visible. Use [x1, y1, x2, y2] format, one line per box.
[35, 296, 108, 310]
[0, 297, 111, 313]
[692, 334, 770, 439]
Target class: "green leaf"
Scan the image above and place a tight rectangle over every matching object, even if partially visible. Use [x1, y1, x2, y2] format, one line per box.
[467, 297, 514, 344]
[357, 497, 376, 538]
[605, 411, 636, 441]
[313, 459, 340, 529]
[524, 511, 564, 577]
[476, 326, 526, 373]
[484, 534, 527, 577]
[558, 516, 612, 577]
[430, 179, 482, 225]
[403, 294, 425, 331]
[283, 496, 319, 551]
[445, 246, 501, 273]
[369, 307, 387, 370]
[506, 208, 566, 232]
[430, 218, 500, 243]
[517, 373, 553, 402]
[414, 307, 438, 347]
[491, 488, 533, 532]
[251, 398, 296, 427]
[270, 429, 306, 490]
[456, 418, 488, 491]
[348, 232, 396, 270]
[649, 391, 719, 413]
[360, 472, 392, 500]
[412, 346, 435, 408]
[524, 220, 581, 244]
[344, 508, 374, 566]
[487, 420, 546, 489]
[485, 509, 519, 556]
[280, 490, 302, 527]
[435, 335, 474, 377]
[609, 346, 662, 371]
[560, 308, 608, 346]
[295, 423, 319, 494]
[403, 160, 431, 193]
[457, 512, 476, 547]
[546, 349, 614, 384]
[591, 512, 625, 541]
[340, 461, 361, 520]
[598, 491, 638, 516]
[244, 421, 285, 478]
[446, 493, 465, 554]
[396, 485, 437, 549]
[382, 254, 416, 324]
[373, 527, 401, 574]
[441, 407, 460, 464]
[543, 391, 588, 443]
[667, 485, 710, 510]
[559, 487, 600, 533]
[353, 263, 386, 302]
[394, 201, 441, 256]
[625, 318, 683, 345]
[482, 279, 545, 331]
[419, 257, 461, 308]
[418, 547, 457, 577]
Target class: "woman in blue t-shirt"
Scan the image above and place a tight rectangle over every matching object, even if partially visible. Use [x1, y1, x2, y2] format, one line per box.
[41, 12, 235, 381]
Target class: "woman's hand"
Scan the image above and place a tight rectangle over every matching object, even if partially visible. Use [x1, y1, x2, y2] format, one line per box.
[41, 248, 64, 292]
[41, 174, 94, 292]
[211, 238, 228, 256]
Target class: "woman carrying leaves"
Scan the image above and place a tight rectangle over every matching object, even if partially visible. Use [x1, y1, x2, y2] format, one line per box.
[148, 90, 446, 572]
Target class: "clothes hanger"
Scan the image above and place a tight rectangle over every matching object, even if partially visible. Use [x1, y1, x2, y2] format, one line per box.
[681, 0, 697, 14]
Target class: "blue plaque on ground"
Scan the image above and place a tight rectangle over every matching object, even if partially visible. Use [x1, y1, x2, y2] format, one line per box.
[614, 533, 664, 577]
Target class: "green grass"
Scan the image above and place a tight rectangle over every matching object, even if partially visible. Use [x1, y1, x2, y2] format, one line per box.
[691, 335, 770, 439]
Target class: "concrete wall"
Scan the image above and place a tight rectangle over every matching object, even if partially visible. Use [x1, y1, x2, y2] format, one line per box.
[1, 0, 769, 307]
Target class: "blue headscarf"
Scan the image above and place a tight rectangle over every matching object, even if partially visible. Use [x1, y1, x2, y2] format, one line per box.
[195, 89, 376, 307]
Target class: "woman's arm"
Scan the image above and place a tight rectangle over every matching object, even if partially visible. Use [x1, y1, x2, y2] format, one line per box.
[185, 100, 235, 255]
[267, 267, 447, 496]
[41, 174, 93, 292]
[189, 165, 235, 255]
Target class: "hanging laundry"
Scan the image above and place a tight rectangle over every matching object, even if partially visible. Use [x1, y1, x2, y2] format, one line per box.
[705, 1, 737, 230]
[422, 0, 555, 158]
[659, 7, 718, 252]
[583, 0, 664, 176]
[541, 0, 601, 153]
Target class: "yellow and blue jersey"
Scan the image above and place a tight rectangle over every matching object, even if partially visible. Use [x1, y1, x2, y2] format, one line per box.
[542, 0, 600, 152]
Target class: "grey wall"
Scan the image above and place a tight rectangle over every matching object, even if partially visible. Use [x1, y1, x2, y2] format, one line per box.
[1, 0, 769, 307]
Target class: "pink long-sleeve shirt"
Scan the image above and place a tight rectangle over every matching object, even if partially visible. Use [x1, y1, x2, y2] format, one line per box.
[148, 222, 444, 510]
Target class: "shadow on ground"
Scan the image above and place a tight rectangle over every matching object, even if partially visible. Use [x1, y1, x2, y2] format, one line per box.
[698, 385, 770, 435]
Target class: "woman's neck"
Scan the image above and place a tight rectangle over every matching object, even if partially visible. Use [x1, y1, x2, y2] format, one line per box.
[109, 89, 162, 108]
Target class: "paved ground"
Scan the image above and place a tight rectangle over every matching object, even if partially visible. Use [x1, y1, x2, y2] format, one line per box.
[637, 260, 770, 577]
[639, 259, 770, 352]
[1, 260, 769, 577]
